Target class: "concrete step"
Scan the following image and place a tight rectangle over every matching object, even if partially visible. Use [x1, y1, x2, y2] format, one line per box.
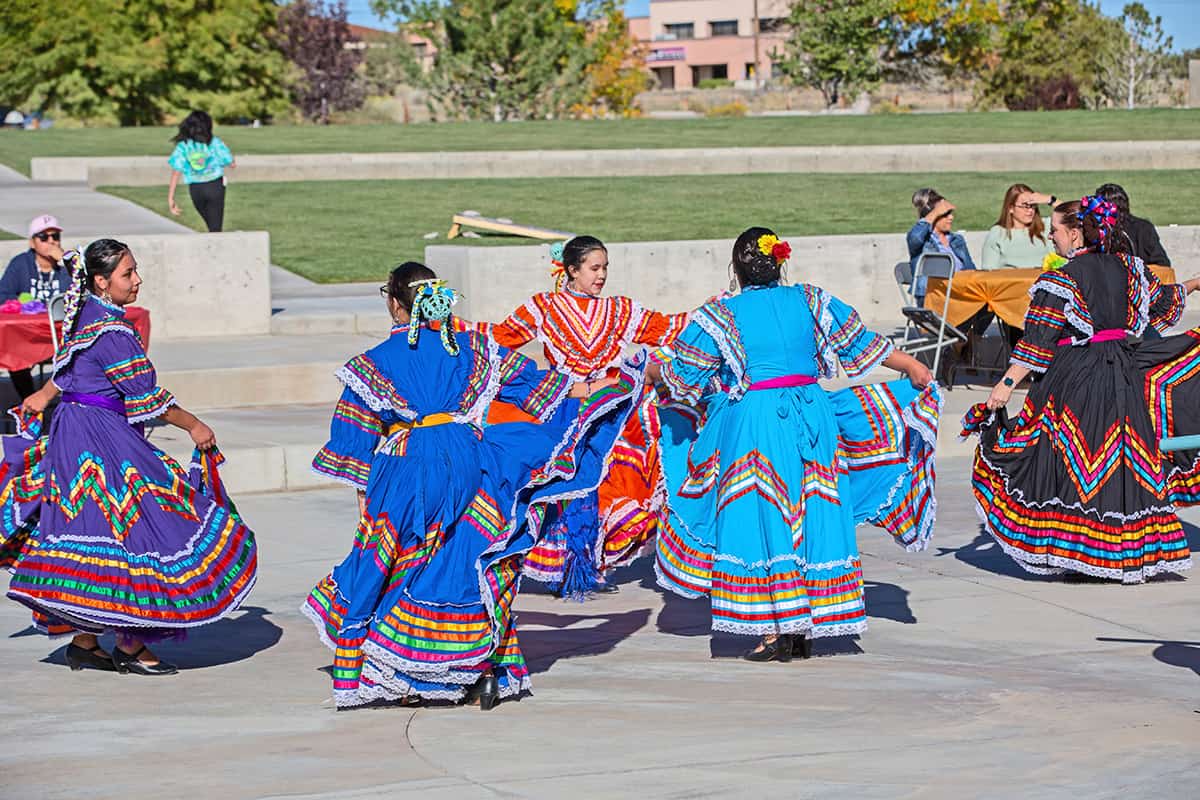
[147, 403, 335, 495]
[270, 295, 390, 336]
[152, 332, 377, 410]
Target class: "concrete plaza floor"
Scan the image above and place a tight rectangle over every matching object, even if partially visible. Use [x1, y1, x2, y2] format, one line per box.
[2, 451, 1198, 799]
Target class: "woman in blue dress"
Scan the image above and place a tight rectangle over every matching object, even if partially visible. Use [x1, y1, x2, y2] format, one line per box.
[653, 228, 942, 661]
[303, 262, 639, 710]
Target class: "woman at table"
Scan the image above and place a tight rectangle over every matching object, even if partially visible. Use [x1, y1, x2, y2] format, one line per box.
[483, 236, 688, 598]
[907, 188, 976, 303]
[0, 239, 257, 673]
[652, 227, 941, 661]
[980, 184, 1056, 269]
[303, 262, 633, 709]
[964, 197, 1200, 583]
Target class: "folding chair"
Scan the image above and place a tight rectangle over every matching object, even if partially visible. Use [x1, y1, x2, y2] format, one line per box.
[40, 293, 67, 387]
[894, 253, 967, 383]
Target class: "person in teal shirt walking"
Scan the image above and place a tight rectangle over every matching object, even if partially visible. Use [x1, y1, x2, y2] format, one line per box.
[167, 110, 235, 232]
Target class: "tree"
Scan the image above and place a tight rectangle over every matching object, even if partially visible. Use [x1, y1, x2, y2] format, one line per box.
[975, 0, 1122, 110]
[0, 0, 290, 125]
[276, 0, 367, 123]
[373, 0, 617, 121]
[892, 0, 1001, 84]
[1097, 3, 1174, 109]
[577, 6, 648, 117]
[774, 0, 895, 108]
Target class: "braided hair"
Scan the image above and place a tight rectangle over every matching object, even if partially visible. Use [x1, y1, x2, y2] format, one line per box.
[59, 238, 130, 344]
[551, 235, 606, 292]
[1055, 197, 1130, 256]
[385, 261, 461, 355]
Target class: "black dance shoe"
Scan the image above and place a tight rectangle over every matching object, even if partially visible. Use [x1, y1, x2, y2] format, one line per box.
[594, 582, 620, 595]
[65, 642, 116, 672]
[743, 635, 793, 663]
[467, 673, 501, 711]
[112, 645, 178, 676]
[791, 634, 813, 660]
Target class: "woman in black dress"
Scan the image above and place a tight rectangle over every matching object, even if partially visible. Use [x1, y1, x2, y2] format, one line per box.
[964, 196, 1200, 583]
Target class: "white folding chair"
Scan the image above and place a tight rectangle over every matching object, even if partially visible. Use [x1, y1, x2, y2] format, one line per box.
[40, 293, 67, 386]
[894, 253, 967, 380]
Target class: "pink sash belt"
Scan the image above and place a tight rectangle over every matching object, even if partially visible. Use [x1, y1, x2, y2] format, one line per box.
[1057, 328, 1126, 347]
[748, 374, 818, 391]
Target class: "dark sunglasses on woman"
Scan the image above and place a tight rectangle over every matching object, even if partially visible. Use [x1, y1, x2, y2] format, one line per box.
[34, 231, 61, 242]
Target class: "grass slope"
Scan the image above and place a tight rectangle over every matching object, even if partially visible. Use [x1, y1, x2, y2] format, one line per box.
[105, 168, 1200, 283]
[5, 108, 1200, 174]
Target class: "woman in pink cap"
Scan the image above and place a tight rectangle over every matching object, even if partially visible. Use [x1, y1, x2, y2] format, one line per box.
[0, 214, 71, 397]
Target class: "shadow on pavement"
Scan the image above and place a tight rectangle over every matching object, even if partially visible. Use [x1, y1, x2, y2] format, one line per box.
[520, 607, 652, 675]
[1097, 636, 1200, 679]
[934, 526, 1056, 581]
[864, 580, 917, 624]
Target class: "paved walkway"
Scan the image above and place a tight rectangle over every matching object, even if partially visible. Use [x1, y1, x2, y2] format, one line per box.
[0, 170, 190, 238]
[1, 456, 1196, 799]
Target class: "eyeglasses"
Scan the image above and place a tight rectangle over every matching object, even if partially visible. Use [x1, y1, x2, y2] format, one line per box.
[33, 231, 61, 242]
[378, 285, 389, 298]
[1016, 202, 1040, 210]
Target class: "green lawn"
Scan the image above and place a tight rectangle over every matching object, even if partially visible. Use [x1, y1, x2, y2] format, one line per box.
[105, 169, 1200, 283]
[5, 108, 1200, 174]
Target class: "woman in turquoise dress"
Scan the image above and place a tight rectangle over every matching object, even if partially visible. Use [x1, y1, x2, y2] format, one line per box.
[653, 228, 942, 661]
[303, 262, 639, 710]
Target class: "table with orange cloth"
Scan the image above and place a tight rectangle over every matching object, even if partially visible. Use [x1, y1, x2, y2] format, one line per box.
[924, 265, 1177, 328]
[0, 306, 151, 372]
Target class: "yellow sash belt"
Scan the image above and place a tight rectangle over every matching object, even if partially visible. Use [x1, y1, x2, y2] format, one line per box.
[386, 412, 456, 436]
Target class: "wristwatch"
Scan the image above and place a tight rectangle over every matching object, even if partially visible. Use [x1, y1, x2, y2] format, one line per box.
[1002, 377, 1014, 387]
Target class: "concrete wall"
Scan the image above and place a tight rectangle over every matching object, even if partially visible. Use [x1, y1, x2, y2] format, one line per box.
[429, 225, 1200, 327]
[1191, 60, 1200, 108]
[0, 232, 271, 340]
[33, 140, 1200, 186]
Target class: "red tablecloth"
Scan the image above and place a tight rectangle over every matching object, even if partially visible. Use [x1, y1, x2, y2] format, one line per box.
[0, 306, 151, 372]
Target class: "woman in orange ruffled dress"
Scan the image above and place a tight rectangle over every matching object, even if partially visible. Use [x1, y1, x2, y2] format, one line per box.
[485, 236, 688, 597]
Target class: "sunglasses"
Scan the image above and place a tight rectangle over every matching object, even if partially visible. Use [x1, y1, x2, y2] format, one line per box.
[1016, 202, 1040, 210]
[935, 210, 955, 221]
[33, 231, 61, 242]
[378, 285, 389, 298]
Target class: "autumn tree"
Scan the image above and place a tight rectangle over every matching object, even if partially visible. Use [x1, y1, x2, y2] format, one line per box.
[578, 6, 648, 117]
[276, 0, 367, 123]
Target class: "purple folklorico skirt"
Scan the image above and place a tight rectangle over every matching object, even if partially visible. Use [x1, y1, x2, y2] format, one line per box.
[0, 390, 258, 640]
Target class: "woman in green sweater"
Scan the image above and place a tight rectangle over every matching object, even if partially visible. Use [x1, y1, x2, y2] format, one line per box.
[981, 183, 1056, 269]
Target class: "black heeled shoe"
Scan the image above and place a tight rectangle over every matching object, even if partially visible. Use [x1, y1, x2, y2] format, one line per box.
[792, 634, 813, 660]
[594, 582, 620, 595]
[743, 634, 793, 663]
[112, 645, 178, 676]
[467, 673, 501, 711]
[65, 642, 116, 672]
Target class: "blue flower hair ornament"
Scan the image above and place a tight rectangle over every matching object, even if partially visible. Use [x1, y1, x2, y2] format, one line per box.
[407, 278, 462, 355]
[549, 241, 568, 291]
[1077, 195, 1120, 251]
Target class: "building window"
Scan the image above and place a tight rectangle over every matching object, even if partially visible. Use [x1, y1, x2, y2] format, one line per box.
[652, 66, 676, 90]
[691, 64, 729, 85]
[758, 17, 786, 33]
[663, 22, 694, 40]
[710, 20, 738, 37]
[745, 62, 758, 80]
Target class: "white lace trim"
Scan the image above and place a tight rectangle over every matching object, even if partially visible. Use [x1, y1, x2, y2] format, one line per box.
[457, 335, 505, 426]
[1131, 255, 1151, 336]
[127, 395, 177, 425]
[692, 305, 748, 402]
[334, 363, 417, 420]
[805, 285, 841, 379]
[309, 463, 368, 491]
[10, 571, 256, 631]
[1030, 276, 1094, 341]
[52, 320, 142, 374]
[42, 500, 220, 564]
[973, 497, 1193, 583]
[711, 618, 867, 639]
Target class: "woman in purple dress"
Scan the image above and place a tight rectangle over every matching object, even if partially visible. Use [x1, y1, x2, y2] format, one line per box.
[1, 239, 257, 675]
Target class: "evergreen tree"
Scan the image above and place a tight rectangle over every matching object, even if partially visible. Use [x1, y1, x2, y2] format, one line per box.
[0, 0, 290, 125]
